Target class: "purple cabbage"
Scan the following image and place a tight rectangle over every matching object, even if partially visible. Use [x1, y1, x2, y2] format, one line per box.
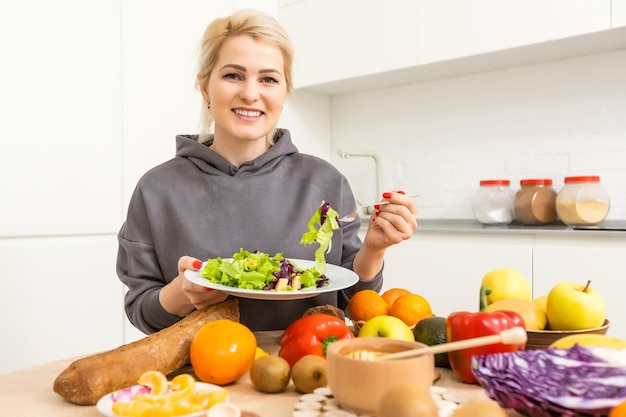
[472, 345, 626, 417]
[264, 260, 328, 290]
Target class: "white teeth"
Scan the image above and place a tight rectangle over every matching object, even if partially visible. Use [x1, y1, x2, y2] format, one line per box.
[234, 109, 262, 117]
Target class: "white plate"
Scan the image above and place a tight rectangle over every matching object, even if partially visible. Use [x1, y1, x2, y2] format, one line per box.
[96, 382, 226, 417]
[184, 259, 359, 300]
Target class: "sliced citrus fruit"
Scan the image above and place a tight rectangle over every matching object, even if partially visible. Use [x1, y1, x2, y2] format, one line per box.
[171, 373, 196, 392]
[137, 370, 169, 395]
[111, 400, 151, 417]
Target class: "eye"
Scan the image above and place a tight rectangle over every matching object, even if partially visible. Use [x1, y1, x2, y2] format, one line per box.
[223, 72, 242, 80]
[260, 76, 279, 84]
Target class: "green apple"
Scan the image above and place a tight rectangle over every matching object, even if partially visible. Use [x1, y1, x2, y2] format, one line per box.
[357, 315, 415, 341]
[546, 281, 607, 330]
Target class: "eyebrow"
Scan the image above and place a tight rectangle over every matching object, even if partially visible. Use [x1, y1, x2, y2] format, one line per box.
[219, 64, 283, 76]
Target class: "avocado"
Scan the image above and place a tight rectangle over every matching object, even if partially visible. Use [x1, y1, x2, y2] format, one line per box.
[413, 316, 451, 368]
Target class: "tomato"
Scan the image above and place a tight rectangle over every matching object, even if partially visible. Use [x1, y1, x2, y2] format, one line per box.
[190, 319, 257, 385]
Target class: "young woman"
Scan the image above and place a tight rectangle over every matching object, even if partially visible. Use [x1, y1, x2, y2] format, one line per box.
[117, 9, 418, 334]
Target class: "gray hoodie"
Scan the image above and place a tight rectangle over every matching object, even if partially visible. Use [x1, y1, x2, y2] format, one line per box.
[117, 129, 383, 334]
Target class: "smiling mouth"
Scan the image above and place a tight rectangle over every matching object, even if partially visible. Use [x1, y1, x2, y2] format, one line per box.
[233, 109, 263, 117]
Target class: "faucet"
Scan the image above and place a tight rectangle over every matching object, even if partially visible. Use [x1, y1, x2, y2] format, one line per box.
[338, 150, 382, 214]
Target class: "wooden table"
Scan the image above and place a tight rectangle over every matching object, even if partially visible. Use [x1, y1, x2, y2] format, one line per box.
[0, 331, 522, 416]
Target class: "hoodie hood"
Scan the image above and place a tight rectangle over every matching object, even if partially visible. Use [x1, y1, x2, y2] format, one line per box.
[175, 128, 298, 176]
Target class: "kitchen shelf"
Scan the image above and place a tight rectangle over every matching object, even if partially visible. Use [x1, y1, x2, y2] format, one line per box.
[295, 27, 626, 96]
[411, 219, 626, 237]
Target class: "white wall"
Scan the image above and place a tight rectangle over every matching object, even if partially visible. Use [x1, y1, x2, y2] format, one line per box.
[331, 50, 626, 220]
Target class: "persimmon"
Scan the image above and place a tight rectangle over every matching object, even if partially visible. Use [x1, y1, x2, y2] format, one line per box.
[190, 319, 257, 385]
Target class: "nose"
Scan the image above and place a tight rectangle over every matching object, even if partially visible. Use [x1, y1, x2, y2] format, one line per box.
[239, 79, 259, 102]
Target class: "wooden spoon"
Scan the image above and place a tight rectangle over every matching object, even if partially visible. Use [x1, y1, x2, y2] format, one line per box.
[350, 326, 527, 361]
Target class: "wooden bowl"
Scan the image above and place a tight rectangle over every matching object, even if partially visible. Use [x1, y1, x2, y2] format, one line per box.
[526, 319, 610, 350]
[326, 337, 434, 415]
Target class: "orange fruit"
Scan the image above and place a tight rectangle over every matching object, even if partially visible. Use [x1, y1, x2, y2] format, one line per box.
[347, 289, 389, 322]
[610, 401, 626, 417]
[137, 370, 169, 395]
[389, 293, 433, 327]
[381, 288, 412, 307]
[190, 319, 257, 385]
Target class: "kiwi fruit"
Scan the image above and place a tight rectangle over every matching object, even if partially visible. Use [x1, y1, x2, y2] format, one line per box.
[290, 355, 327, 394]
[249, 355, 291, 393]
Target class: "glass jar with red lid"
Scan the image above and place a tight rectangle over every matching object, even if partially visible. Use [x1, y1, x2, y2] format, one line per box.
[472, 179, 515, 225]
[556, 176, 610, 226]
[514, 179, 557, 225]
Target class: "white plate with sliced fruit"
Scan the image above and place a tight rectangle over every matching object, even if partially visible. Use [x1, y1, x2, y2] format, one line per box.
[184, 259, 358, 300]
[96, 382, 227, 417]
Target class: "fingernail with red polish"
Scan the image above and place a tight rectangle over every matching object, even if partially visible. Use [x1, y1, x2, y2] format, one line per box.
[374, 204, 380, 209]
[382, 192, 392, 199]
[398, 190, 406, 195]
[375, 210, 381, 216]
[204, 287, 213, 292]
[193, 260, 202, 269]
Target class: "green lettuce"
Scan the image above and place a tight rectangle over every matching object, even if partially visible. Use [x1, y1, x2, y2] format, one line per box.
[299, 201, 340, 275]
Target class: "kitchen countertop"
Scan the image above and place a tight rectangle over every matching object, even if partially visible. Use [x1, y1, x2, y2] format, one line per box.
[360, 218, 626, 237]
[0, 330, 523, 417]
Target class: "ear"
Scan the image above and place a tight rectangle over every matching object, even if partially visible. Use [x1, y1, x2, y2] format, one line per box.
[197, 75, 209, 102]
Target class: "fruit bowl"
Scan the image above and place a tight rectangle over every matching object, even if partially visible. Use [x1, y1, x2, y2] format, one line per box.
[326, 337, 434, 415]
[525, 319, 610, 350]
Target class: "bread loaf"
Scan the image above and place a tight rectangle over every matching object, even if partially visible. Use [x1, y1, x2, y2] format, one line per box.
[53, 299, 239, 405]
[302, 304, 345, 321]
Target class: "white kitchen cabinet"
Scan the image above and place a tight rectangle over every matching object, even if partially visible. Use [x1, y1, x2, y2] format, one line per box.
[614, 0, 626, 27]
[278, 0, 621, 95]
[0, 1, 123, 237]
[373, 232, 533, 317]
[533, 234, 626, 338]
[0, 235, 122, 375]
[278, 0, 420, 88]
[413, 0, 610, 64]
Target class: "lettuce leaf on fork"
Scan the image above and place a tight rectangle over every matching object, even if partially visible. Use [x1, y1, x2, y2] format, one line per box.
[299, 201, 340, 275]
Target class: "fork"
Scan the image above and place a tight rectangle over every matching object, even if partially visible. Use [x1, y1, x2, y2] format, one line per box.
[339, 193, 420, 222]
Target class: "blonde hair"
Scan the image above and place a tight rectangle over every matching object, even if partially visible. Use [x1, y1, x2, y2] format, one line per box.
[196, 9, 294, 144]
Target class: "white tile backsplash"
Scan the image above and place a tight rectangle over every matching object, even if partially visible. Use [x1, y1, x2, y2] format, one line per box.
[331, 50, 626, 220]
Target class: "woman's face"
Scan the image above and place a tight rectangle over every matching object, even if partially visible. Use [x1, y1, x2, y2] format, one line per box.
[204, 35, 288, 144]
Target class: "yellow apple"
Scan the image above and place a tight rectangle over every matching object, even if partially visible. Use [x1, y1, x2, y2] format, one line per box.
[357, 315, 415, 341]
[481, 268, 531, 304]
[485, 299, 547, 331]
[546, 281, 606, 330]
[532, 295, 548, 315]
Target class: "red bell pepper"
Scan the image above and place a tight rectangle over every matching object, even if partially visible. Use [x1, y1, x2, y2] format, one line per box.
[278, 314, 354, 367]
[446, 309, 526, 384]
